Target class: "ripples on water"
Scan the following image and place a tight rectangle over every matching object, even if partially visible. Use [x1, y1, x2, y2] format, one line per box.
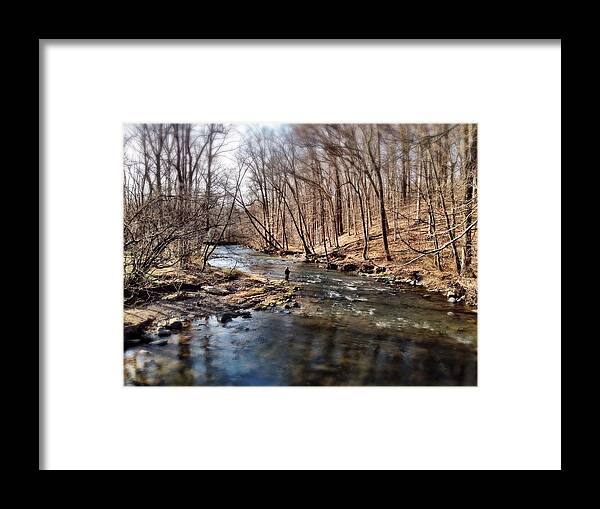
[125, 245, 477, 386]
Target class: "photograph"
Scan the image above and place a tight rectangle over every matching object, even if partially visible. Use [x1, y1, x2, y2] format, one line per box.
[41, 38, 561, 470]
[123, 123, 478, 386]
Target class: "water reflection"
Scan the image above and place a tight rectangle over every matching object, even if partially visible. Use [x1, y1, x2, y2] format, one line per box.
[125, 246, 477, 386]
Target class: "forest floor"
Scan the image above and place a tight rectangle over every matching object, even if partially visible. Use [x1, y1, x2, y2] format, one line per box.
[266, 227, 478, 308]
[123, 263, 299, 346]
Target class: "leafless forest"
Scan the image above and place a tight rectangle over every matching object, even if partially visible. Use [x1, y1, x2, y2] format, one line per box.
[124, 123, 477, 301]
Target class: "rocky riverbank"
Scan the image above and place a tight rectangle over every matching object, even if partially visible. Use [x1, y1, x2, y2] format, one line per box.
[124, 266, 300, 348]
[257, 246, 477, 309]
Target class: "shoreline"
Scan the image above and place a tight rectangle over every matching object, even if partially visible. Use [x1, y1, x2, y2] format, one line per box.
[124, 244, 477, 347]
[124, 265, 300, 347]
[253, 246, 478, 310]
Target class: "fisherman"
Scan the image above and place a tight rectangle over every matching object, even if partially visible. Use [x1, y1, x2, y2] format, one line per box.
[284, 266, 290, 281]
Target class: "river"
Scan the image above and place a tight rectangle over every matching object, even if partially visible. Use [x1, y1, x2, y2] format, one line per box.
[125, 245, 477, 386]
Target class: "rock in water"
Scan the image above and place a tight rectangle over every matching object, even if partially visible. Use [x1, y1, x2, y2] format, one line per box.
[157, 328, 172, 337]
[166, 320, 183, 331]
[219, 312, 236, 323]
[140, 332, 156, 343]
[446, 282, 467, 302]
[124, 325, 140, 339]
[359, 263, 375, 274]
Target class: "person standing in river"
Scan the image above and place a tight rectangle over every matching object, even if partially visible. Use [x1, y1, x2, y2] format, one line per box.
[284, 266, 290, 281]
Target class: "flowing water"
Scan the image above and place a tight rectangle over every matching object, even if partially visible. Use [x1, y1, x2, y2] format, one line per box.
[125, 245, 477, 386]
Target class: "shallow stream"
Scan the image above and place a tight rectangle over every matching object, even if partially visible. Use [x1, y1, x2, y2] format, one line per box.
[125, 246, 477, 386]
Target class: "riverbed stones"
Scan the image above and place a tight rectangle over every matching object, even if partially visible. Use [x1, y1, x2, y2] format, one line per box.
[124, 325, 140, 339]
[446, 282, 467, 302]
[140, 332, 157, 343]
[219, 312, 236, 323]
[157, 328, 172, 337]
[359, 263, 375, 274]
[447, 294, 466, 303]
[219, 310, 251, 323]
[166, 320, 183, 330]
[204, 286, 229, 296]
[149, 338, 168, 346]
[123, 312, 155, 339]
